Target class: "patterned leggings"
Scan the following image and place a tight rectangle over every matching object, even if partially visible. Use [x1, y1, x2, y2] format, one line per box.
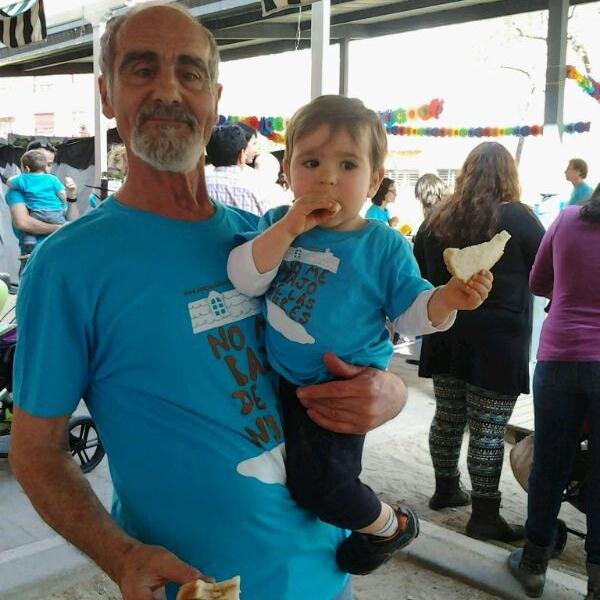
[429, 375, 518, 497]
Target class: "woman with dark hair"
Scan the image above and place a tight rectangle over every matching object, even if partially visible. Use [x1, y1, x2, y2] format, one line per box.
[414, 173, 446, 220]
[413, 142, 545, 541]
[509, 183, 600, 599]
[366, 177, 399, 227]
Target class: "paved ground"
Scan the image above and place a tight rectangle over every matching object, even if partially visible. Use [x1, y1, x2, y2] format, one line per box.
[0, 346, 588, 599]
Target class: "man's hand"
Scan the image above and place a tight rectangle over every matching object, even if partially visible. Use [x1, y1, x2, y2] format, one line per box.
[296, 353, 407, 434]
[64, 176, 77, 199]
[118, 542, 207, 600]
[427, 270, 493, 326]
[281, 192, 341, 238]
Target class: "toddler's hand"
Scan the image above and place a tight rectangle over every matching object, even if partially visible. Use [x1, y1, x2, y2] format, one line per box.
[440, 270, 494, 311]
[282, 192, 341, 238]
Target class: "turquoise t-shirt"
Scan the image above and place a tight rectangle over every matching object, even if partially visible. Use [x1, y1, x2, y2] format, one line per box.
[568, 181, 593, 206]
[242, 207, 432, 385]
[365, 203, 390, 223]
[14, 197, 347, 600]
[8, 172, 64, 211]
[4, 187, 50, 249]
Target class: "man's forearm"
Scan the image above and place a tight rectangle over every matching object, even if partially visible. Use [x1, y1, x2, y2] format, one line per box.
[15, 214, 61, 235]
[10, 449, 136, 583]
[65, 201, 80, 221]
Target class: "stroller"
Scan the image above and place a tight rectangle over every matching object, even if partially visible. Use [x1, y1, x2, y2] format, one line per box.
[510, 427, 588, 555]
[0, 281, 105, 474]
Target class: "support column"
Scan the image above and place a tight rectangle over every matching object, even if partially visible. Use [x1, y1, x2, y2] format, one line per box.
[339, 38, 349, 96]
[544, 0, 568, 136]
[310, 0, 330, 99]
[92, 21, 108, 189]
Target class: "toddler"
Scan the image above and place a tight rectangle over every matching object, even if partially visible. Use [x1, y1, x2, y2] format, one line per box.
[227, 95, 492, 575]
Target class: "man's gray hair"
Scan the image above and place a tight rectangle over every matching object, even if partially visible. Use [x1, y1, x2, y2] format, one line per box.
[99, 2, 220, 90]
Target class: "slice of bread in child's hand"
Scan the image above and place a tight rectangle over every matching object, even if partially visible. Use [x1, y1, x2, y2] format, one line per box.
[176, 576, 241, 600]
[443, 230, 511, 283]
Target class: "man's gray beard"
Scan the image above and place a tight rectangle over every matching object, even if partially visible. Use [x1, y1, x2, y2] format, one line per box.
[130, 124, 204, 173]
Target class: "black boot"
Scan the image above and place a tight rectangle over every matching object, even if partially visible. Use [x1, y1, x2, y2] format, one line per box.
[465, 495, 524, 542]
[508, 540, 552, 598]
[587, 562, 600, 600]
[429, 475, 471, 510]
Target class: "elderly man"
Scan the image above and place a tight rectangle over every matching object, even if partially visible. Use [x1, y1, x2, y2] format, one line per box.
[9, 4, 406, 600]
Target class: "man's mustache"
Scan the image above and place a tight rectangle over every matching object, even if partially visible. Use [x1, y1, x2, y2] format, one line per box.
[136, 103, 198, 130]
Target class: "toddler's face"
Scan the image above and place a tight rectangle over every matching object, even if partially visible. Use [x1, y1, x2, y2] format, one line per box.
[285, 124, 383, 231]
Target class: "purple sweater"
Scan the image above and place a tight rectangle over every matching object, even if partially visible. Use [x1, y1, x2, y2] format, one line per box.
[530, 205, 600, 361]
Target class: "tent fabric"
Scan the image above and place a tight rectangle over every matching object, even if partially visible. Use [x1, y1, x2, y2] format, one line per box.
[0, 0, 46, 49]
[260, 0, 316, 16]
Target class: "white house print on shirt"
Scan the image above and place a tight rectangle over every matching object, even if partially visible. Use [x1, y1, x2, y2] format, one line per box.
[188, 288, 260, 334]
[283, 246, 340, 273]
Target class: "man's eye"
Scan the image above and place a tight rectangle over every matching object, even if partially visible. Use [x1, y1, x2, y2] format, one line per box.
[181, 71, 206, 84]
[133, 67, 154, 78]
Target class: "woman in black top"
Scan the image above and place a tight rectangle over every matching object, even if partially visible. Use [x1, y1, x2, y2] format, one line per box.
[413, 142, 545, 542]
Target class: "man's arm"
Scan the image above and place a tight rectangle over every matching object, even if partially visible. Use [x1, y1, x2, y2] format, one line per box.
[9, 407, 203, 599]
[9, 203, 61, 235]
[63, 176, 80, 221]
[296, 353, 407, 434]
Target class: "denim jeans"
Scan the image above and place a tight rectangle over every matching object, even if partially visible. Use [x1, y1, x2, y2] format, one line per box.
[526, 361, 600, 564]
[280, 378, 382, 531]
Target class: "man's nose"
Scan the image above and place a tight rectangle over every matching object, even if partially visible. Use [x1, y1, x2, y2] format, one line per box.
[150, 67, 183, 104]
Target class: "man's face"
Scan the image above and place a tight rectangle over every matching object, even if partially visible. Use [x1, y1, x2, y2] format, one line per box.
[245, 134, 259, 165]
[99, 7, 222, 173]
[42, 149, 55, 173]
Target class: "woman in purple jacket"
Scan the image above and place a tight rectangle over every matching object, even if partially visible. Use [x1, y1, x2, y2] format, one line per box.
[509, 184, 600, 600]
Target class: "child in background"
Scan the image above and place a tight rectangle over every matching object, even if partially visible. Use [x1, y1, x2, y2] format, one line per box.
[7, 149, 67, 253]
[227, 95, 493, 576]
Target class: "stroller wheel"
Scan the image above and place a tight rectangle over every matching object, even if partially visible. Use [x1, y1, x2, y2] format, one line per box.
[68, 416, 105, 473]
[551, 519, 568, 558]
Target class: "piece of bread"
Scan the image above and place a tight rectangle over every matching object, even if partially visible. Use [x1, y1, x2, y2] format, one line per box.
[176, 576, 241, 600]
[443, 230, 511, 283]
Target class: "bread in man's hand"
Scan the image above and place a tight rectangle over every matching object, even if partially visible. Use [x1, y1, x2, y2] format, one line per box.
[176, 576, 241, 600]
[443, 230, 511, 283]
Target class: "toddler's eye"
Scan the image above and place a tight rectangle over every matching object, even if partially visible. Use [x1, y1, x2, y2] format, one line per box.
[302, 160, 319, 168]
[341, 161, 357, 170]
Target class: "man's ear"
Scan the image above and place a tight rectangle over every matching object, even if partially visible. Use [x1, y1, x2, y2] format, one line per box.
[368, 166, 385, 197]
[98, 76, 115, 119]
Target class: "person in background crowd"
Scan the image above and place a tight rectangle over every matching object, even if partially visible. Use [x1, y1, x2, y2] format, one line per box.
[413, 141, 545, 542]
[5, 149, 75, 253]
[237, 122, 260, 168]
[509, 183, 600, 600]
[565, 158, 594, 206]
[414, 173, 446, 221]
[205, 124, 268, 216]
[8, 5, 408, 600]
[365, 177, 399, 227]
[5, 144, 79, 254]
[253, 151, 292, 207]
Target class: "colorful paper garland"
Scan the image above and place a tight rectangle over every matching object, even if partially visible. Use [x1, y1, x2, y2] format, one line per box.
[387, 122, 590, 137]
[566, 65, 600, 102]
[218, 114, 590, 143]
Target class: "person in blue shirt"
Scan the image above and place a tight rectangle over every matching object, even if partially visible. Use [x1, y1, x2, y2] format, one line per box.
[5, 145, 79, 255]
[228, 94, 493, 577]
[6, 149, 67, 253]
[565, 158, 594, 206]
[8, 6, 410, 600]
[365, 177, 399, 227]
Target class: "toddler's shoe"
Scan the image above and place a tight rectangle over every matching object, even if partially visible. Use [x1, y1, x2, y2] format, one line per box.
[336, 506, 419, 575]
